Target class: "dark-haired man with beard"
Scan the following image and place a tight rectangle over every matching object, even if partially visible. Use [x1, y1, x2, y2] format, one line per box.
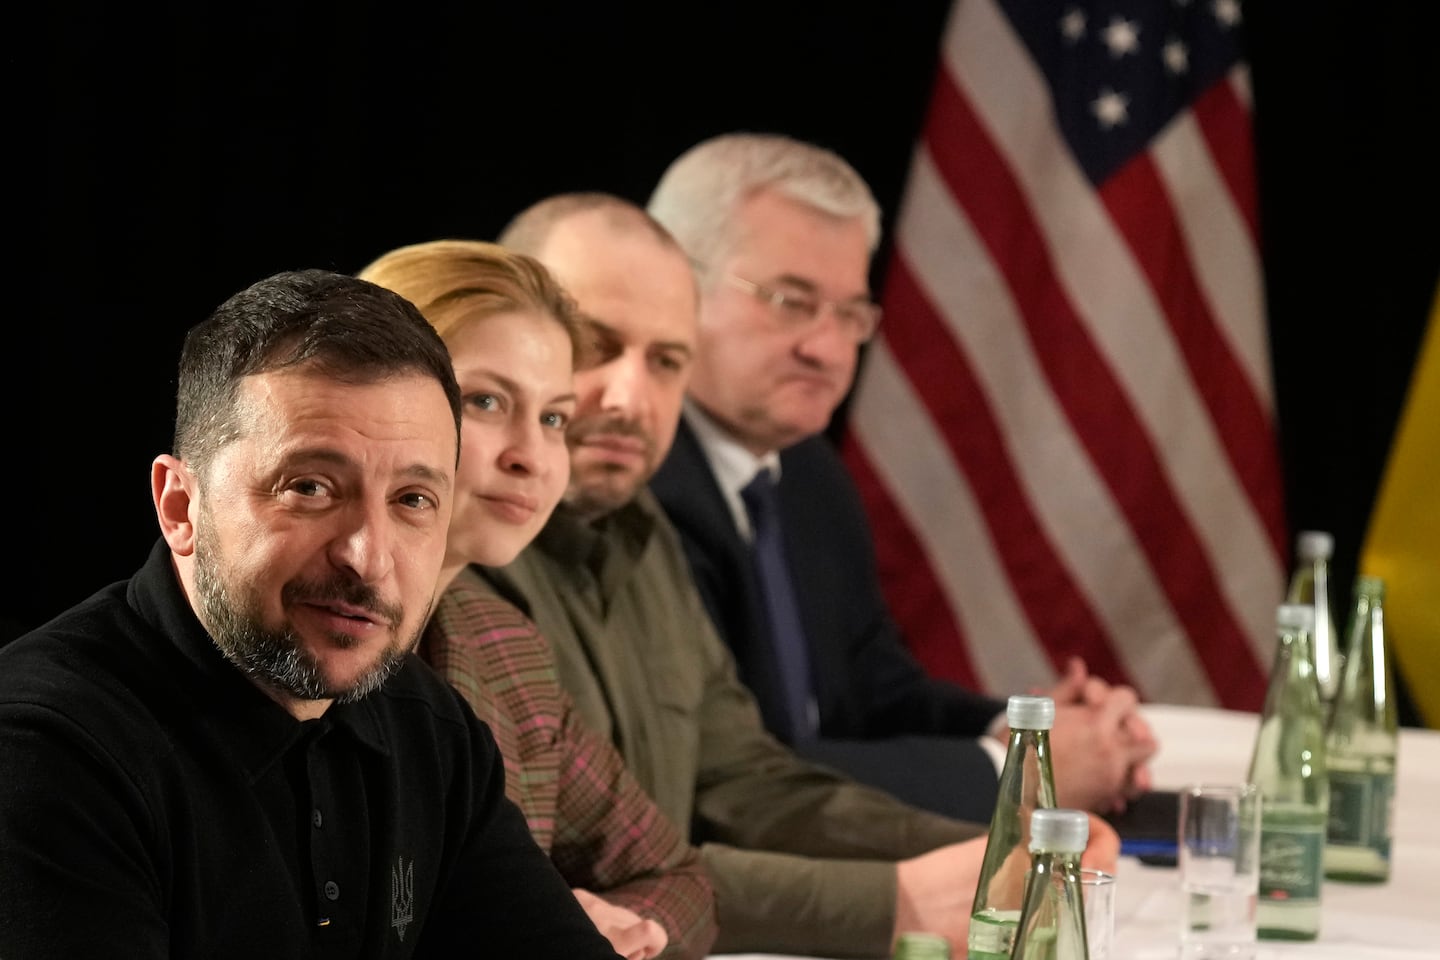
[0, 269, 622, 960]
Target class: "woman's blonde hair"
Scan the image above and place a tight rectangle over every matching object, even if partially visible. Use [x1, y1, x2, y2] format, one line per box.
[356, 239, 586, 364]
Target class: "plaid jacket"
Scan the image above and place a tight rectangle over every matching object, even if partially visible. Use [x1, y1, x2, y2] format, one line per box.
[421, 567, 716, 960]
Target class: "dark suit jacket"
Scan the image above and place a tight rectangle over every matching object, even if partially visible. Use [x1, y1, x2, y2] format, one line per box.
[650, 417, 1006, 822]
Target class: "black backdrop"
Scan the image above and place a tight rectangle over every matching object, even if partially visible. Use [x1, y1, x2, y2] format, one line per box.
[19, 3, 1439, 716]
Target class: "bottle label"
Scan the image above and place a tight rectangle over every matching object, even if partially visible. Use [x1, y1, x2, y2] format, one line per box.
[894, 931, 952, 959]
[1259, 819, 1324, 902]
[1327, 769, 1394, 856]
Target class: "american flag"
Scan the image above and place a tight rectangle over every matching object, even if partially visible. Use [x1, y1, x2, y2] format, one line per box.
[840, 0, 1284, 711]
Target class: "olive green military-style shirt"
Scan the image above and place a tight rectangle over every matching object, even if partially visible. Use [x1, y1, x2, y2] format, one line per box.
[477, 491, 984, 957]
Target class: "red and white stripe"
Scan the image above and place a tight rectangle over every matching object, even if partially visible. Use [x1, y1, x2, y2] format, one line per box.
[841, 0, 1285, 710]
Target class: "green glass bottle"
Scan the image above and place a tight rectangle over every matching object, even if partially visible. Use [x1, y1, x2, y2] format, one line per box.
[1286, 530, 1343, 706]
[967, 695, 1057, 960]
[1247, 603, 1328, 941]
[1009, 808, 1091, 960]
[1324, 575, 1397, 882]
[892, 931, 951, 960]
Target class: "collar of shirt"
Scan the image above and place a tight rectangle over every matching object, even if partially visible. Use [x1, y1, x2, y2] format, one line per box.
[529, 494, 658, 603]
[127, 538, 395, 781]
[682, 399, 781, 543]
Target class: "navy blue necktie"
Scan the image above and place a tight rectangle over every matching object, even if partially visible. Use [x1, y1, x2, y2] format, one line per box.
[740, 468, 816, 742]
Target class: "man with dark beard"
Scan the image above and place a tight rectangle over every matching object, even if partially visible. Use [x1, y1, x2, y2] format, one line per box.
[0, 269, 623, 960]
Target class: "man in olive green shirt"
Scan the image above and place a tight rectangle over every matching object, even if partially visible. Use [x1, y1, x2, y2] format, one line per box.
[480, 192, 1118, 957]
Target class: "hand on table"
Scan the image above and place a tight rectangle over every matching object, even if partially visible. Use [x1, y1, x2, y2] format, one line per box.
[988, 657, 1159, 813]
[1042, 657, 1158, 814]
[893, 835, 986, 958]
[572, 887, 667, 960]
[1080, 812, 1121, 873]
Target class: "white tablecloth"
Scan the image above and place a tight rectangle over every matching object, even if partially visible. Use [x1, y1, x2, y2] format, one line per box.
[712, 704, 1440, 960]
[1115, 704, 1440, 959]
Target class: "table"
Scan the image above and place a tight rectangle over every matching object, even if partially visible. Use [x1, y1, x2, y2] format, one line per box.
[1116, 704, 1440, 959]
[711, 703, 1440, 960]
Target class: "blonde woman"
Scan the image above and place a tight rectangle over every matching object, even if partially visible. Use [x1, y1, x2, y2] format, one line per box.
[359, 240, 715, 960]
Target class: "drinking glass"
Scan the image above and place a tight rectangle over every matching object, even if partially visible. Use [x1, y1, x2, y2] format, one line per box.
[1178, 783, 1261, 960]
[1080, 867, 1116, 960]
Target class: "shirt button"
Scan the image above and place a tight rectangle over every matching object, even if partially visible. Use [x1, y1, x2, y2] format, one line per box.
[324, 881, 340, 901]
[312, 809, 323, 828]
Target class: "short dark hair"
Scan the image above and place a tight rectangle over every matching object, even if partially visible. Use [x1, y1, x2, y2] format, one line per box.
[172, 269, 462, 473]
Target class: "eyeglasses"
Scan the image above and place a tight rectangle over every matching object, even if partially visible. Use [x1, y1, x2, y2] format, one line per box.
[722, 273, 882, 344]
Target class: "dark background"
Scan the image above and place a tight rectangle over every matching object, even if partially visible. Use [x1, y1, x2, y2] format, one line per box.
[19, 3, 1439, 718]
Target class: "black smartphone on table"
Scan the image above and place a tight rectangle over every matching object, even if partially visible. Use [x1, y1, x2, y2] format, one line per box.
[1103, 788, 1180, 866]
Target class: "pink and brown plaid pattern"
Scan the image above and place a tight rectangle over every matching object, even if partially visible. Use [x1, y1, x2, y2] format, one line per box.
[422, 568, 717, 959]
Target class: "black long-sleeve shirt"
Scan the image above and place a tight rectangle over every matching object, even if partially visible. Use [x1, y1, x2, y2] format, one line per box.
[0, 539, 621, 960]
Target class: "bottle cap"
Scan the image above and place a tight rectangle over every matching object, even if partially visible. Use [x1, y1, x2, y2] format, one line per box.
[1355, 575, 1385, 599]
[1029, 808, 1089, 853]
[1295, 530, 1334, 561]
[1007, 695, 1055, 730]
[1277, 603, 1316, 632]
